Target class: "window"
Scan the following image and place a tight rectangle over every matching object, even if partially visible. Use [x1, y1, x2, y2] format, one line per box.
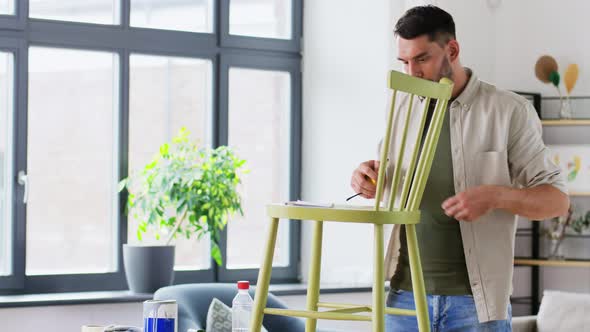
[0, 0, 14, 15]
[130, 0, 214, 33]
[0, 51, 13, 277]
[129, 54, 213, 270]
[29, 0, 119, 25]
[26, 47, 118, 275]
[0, 0, 301, 294]
[227, 67, 291, 268]
[229, 0, 292, 39]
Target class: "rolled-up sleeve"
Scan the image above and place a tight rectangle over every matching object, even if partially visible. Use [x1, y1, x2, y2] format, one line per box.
[507, 102, 568, 194]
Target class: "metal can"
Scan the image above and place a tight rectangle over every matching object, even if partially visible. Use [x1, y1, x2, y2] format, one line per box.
[143, 299, 177, 332]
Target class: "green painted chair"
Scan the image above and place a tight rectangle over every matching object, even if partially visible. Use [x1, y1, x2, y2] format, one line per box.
[251, 70, 454, 332]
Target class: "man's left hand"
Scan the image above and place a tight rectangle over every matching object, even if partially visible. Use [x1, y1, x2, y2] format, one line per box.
[442, 185, 502, 222]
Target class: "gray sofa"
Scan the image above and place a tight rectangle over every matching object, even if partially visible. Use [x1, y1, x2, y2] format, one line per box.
[512, 315, 538, 332]
[154, 283, 339, 332]
[512, 290, 590, 332]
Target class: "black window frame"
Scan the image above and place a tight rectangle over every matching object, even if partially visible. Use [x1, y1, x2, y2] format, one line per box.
[0, 0, 302, 295]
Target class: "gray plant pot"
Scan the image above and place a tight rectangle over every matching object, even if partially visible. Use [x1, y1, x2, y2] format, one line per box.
[123, 244, 175, 293]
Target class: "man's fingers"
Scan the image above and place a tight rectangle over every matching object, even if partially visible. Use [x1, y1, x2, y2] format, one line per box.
[444, 202, 462, 217]
[359, 164, 378, 182]
[352, 176, 374, 195]
[351, 180, 360, 194]
[442, 196, 458, 210]
[356, 181, 376, 198]
[350, 160, 382, 200]
[442, 197, 465, 219]
[353, 171, 377, 191]
[371, 160, 380, 180]
[352, 182, 375, 199]
[454, 210, 470, 221]
[360, 192, 375, 199]
[358, 181, 376, 198]
[351, 173, 376, 198]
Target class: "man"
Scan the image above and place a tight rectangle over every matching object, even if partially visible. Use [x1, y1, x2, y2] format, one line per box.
[350, 5, 569, 331]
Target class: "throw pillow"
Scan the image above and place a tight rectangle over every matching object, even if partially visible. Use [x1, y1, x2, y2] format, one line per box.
[537, 290, 590, 332]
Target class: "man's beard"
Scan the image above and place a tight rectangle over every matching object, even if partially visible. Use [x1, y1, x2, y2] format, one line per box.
[435, 56, 453, 82]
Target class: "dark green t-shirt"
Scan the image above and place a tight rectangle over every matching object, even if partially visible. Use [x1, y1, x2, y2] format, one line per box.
[390, 103, 472, 295]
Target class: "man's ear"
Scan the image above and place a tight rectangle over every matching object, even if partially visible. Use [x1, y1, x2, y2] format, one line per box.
[447, 40, 460, 63]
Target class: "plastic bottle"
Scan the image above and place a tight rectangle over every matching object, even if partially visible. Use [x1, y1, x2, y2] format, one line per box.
[232, 280, 253, 332]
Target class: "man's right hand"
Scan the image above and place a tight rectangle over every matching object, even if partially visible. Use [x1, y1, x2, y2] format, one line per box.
[350, 160, 380, 199]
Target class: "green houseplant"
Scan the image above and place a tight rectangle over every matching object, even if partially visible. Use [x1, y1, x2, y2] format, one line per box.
[119, 128, 246, 292]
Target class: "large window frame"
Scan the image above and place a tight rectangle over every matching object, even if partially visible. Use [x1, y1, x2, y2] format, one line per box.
[217, 52, 301, 283]
[0, 0, 302, 294]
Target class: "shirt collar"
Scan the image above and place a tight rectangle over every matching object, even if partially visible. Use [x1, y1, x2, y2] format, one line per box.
[451, 68, 479, 110]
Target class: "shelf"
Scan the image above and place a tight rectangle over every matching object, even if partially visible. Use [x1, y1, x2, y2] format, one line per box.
[570, 192, 590, 197]
[510, 296, 534, 305]
[515, 232, 590, 238]
[514, 258, 590, 268]
[541, 119, 590, 126]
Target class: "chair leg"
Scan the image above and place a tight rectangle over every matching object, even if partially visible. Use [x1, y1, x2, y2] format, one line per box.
[306, 220, 323, 332]
[373, 223, 385, 332]
[251, 217, 280, 332]
[405, 224, 431, 332]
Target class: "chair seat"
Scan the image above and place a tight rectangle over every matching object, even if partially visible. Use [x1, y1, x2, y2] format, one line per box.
[266, 203, 420, 225]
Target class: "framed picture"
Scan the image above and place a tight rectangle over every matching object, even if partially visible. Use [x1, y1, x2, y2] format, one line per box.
[513, 91, 542, 119]
[546, 144, 590, 193]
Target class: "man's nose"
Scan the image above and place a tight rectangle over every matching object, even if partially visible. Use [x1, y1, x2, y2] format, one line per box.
[408, 63, 423, 78]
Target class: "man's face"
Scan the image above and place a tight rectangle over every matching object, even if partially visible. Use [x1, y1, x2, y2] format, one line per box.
[397, 35, 453, 82]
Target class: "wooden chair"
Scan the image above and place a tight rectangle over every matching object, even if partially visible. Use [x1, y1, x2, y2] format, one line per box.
[251, 70, 453, 332]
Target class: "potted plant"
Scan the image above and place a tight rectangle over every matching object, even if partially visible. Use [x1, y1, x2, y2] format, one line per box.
[118, 127, 246, 293]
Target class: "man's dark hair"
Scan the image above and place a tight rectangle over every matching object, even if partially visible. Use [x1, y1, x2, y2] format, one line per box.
[394, 5, 455, 46]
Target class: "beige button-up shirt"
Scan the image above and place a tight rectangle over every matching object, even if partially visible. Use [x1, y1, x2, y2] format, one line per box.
[382, 69, 567, 322]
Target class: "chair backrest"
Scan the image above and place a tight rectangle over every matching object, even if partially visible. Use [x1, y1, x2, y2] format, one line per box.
[373, 70, 453, 213]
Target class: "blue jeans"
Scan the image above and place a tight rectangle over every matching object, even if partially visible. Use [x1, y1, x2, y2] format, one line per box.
[385, 289, 512, 332]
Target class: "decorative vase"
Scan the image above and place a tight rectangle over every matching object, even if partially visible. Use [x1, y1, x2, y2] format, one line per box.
[547, 237, 565, 260]
[559, 97, 573, 119]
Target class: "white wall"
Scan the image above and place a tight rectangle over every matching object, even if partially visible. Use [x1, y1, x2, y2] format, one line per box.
[433, 0, 497, 82]
[300, 0, 404, 284]
[494, 1, 590, 96]
[393, 0, 590, 96]
[438, 0, 590, 96]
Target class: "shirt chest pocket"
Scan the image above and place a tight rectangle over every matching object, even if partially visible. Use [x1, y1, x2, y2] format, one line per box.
[469, 150, 512, 187]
